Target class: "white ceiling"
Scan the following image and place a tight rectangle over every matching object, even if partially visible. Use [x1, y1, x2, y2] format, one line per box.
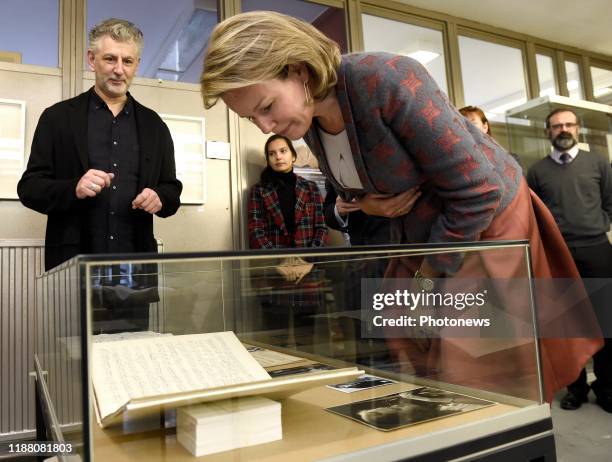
[396, 0, 612, 57]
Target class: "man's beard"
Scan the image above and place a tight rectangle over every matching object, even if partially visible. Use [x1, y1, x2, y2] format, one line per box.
[552, 132, 577, 151]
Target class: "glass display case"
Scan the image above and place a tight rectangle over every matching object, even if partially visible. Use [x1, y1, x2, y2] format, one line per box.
[505, 94, 612, 172]
[33, 242, 556, 461]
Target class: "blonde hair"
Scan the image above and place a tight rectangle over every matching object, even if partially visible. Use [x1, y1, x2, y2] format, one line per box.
[201, 11, 341, 109]
[88, 18, 144, 56]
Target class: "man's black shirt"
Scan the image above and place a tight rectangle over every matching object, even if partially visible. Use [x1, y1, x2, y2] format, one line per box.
[87, 89, 140, 254]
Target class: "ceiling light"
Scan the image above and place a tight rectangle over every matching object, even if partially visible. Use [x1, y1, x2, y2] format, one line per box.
[406, 50, 440, 64]
[566, 79, 579, 91]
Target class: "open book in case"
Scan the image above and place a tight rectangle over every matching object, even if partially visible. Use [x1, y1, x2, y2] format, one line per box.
[33, 242, 558, 461]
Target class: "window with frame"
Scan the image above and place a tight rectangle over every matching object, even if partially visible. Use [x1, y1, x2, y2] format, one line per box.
[536, 53, 557, 97]
[87, 0, 219, 83]
[361, 13, 448, 95]
[591, 65, 612, 105]
[458, 34, 528, 122]
[564, 59, 583, 100]
[0, 0, 59, 67]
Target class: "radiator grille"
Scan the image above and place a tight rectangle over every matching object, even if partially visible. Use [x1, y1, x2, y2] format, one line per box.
[0, 240, 44, 439]
[0, 240, 164, 441]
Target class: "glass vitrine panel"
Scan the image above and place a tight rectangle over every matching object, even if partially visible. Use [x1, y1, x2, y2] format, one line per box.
[35, 243, 555, 461]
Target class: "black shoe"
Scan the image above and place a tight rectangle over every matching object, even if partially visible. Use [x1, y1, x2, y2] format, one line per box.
[560, 392, 588, 410]
[595, 394, 612, 413]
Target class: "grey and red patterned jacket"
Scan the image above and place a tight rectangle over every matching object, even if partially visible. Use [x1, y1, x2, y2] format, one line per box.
[247, 174, 328, 249]
[304, 52, 522, 273]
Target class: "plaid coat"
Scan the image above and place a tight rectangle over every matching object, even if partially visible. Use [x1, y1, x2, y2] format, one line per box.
[304, 52, 522, 273]
[247, 174, 328, 249]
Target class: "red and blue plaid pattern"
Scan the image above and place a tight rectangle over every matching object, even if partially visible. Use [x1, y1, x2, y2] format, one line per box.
[247, 175, 328, 249]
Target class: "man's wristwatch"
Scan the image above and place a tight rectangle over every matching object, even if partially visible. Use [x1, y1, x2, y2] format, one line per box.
[414, 269, 435, 292]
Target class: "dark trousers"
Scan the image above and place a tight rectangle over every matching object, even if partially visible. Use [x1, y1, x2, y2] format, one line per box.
[566, 240, 612, 397]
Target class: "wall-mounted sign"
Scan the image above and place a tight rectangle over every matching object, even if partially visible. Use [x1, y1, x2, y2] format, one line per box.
[0, 98, 26, 199]
[160, 114, 206, 205]
[205, 140, 230, 160]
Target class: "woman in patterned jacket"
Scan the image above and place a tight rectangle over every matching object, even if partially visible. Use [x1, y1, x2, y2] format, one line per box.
[248, 134, 327, 250]
[200, 11, 601, 402]
[248, 134, 327, 346]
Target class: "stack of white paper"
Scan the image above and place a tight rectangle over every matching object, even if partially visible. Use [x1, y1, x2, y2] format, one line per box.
[177, 396, 282, 456]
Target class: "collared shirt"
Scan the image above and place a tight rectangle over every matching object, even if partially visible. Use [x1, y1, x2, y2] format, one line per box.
[318, 128, 364, 190]
[550, 144, 579, 165]
[87, 88, 140, 254]
[334, 204, 349, 228]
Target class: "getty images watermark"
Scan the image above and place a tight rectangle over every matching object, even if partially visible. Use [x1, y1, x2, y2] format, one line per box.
[360, 277, 610, 339]
[361, 278, 500, 340]
[370, 287, 490, 328]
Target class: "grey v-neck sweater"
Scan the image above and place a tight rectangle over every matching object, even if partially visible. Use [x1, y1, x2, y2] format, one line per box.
[527, 151, 612, 247]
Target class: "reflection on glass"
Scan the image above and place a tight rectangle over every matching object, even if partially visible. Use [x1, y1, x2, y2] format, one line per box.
[564, 60, 583, 100]
[591, 66, 612, 105]
[459, 35, 527, 122]
[536, 54, 557, 97]
[34, 241, 578, 458]
[241, 0, 347, 53]
[361, 14, 448, 95]
[87, 0, 219, 83]
[0, 0, 59, 67]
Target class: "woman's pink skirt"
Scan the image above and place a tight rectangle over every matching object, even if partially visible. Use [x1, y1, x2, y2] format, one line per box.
[386, 179, 603, 402]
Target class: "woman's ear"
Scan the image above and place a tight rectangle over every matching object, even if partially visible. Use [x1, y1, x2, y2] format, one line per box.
[287, 63, 308, 82]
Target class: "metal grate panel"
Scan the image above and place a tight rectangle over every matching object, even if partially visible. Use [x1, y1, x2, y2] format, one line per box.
[0, 240, 44, 440]
[0, 239, 165, 441]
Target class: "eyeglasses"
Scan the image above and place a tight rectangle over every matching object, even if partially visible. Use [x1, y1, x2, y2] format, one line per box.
[549, 122, 579, 130]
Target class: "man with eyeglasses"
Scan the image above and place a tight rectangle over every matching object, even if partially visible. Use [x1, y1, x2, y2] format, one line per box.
[527, 108, 612, 413]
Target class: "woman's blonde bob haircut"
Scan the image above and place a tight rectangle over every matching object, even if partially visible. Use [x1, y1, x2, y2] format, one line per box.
[201, 11, 341, 109]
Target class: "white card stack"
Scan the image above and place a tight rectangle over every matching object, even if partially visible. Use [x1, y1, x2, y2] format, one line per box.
[177, 396, 282, 456]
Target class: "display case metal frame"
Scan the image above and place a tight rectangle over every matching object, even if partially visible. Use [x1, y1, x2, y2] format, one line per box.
[33, 241, 556, 461]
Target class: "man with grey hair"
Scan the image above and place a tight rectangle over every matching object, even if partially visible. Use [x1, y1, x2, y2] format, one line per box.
[18, 18, 182, 330]
[527, 107, 612, 413]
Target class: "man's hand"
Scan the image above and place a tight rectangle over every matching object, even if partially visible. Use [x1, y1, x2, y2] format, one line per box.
[75, 169, 114, 199]
[355, 187, 421, 218]
[132, 188, 162, 214]
[336, 196, 361, 216]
